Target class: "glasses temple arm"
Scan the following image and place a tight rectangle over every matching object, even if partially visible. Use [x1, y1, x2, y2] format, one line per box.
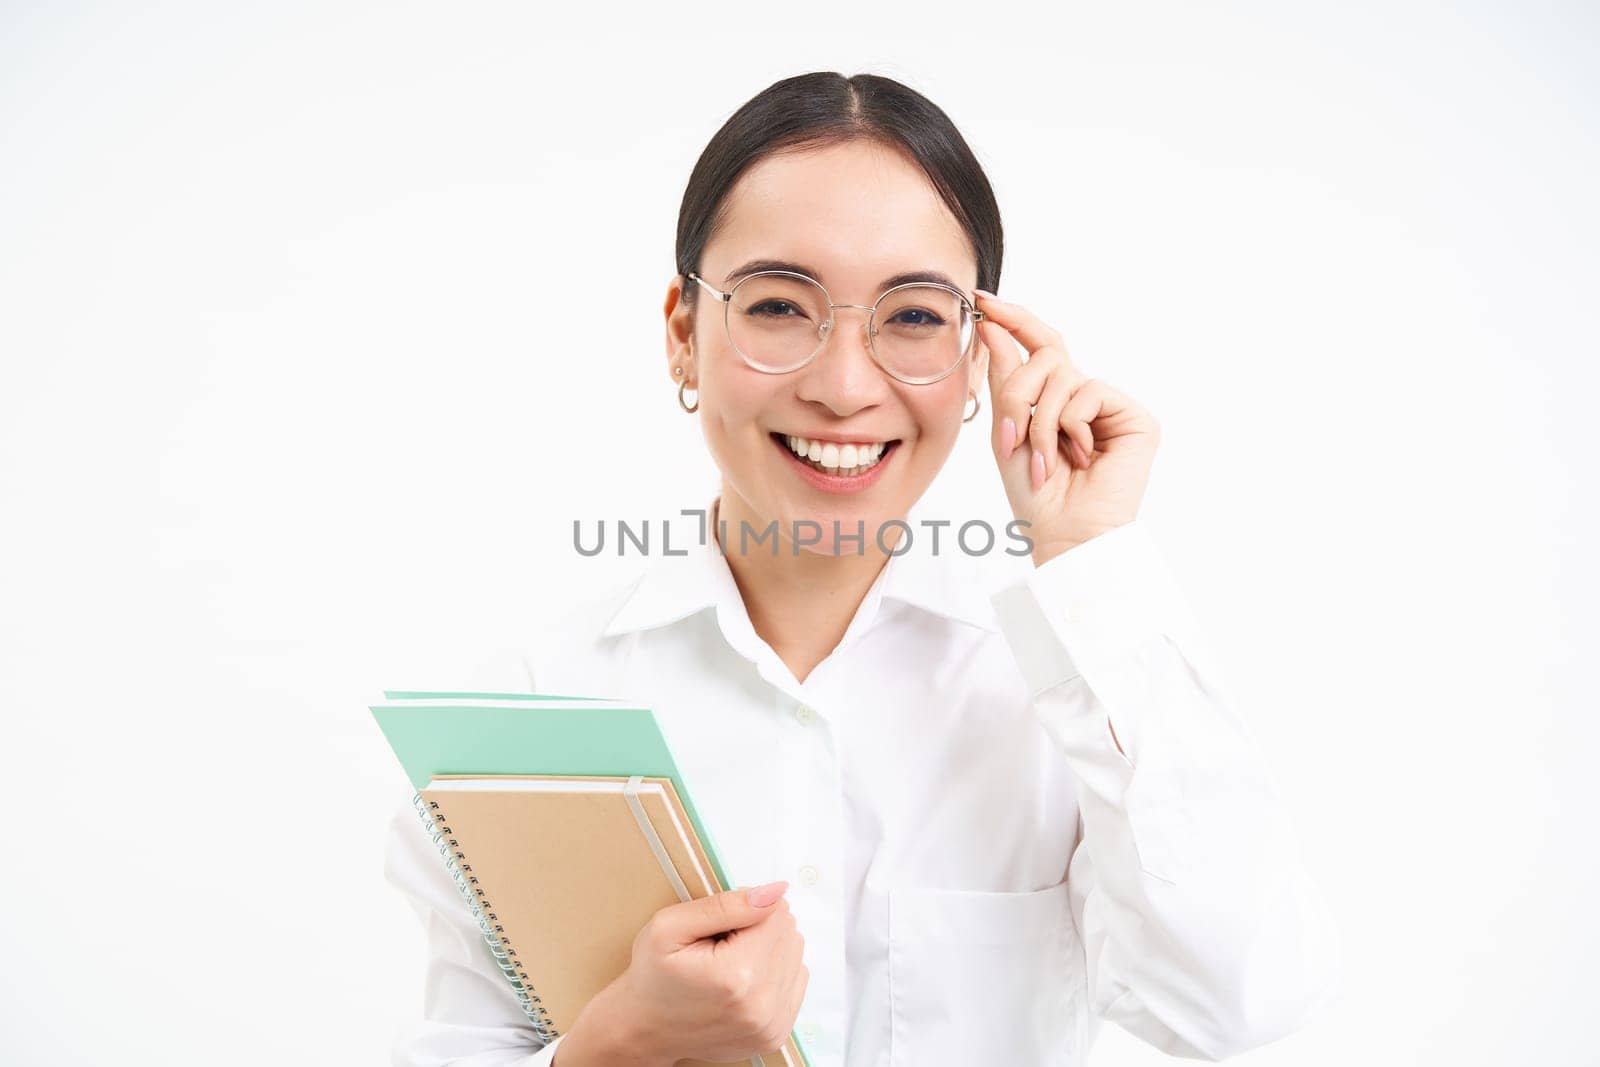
[685, 271, 731, 303]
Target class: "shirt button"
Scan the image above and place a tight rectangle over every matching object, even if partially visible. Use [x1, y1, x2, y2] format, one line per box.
[794, 703, 817, 726]
[797, 863, 820, 887]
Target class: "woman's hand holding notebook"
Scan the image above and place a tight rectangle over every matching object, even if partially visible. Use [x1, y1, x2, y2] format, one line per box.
[556, 880, 806, 1066]
[371, 691, 813, 1067]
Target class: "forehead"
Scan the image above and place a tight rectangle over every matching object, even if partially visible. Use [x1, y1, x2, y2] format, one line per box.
[709, 139, 976, 292]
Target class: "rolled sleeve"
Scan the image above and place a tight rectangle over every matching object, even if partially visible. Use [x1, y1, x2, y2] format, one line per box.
[988, 518, 1339, 1056]
[990, 519, 1223, 774]
[990, 519, 1206, 696]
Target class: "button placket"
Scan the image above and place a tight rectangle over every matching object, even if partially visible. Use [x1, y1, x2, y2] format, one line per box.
[790, 700, 825, 892]
[775, 691, 845, 1063]
[774, 689, 807, 885]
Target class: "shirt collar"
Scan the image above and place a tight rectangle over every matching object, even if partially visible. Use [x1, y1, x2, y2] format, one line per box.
[600, 494, 1000, 639]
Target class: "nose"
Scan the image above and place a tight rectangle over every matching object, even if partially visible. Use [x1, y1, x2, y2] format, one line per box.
[796, 304, 888, 414]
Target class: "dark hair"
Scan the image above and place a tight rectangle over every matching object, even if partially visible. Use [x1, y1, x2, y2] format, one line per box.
[675, 71, 1003, 316]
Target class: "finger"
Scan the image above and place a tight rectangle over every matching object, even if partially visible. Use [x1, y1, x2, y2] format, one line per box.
[711, 896, 791, 968]
[978, 308, 1024, 404]
[972, 316, 1024, 454]
[763, 919, 805, 999]
[776, 963, 811, 1042]
[1068, 433, 1092, 469]
[976, 292, 1079, 458]
[752, 916, 804, 1043]
[980, 318, 1049, 460]
[1062, 398, 1094, 467]
[1064, 379, 1143, 453]
[1061, 381, 1108, 466]
[974, 291, 1078, 367]
[987, 331, 1057, 462]
[667, 883, 788, 946]
[1030, 362, 1079, 479]
[753, 961, 809, 1056]
[752, 908, 796, 972]
[979, 318, 1027, 464]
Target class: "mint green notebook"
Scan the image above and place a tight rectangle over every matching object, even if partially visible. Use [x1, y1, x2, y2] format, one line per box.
[372, 692, 814, 1067]
[381, 689, 606, 702]
[371, 694, 732, 891]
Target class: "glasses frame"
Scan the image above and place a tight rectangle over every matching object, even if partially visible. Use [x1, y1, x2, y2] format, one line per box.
[685, 269, 985, 386]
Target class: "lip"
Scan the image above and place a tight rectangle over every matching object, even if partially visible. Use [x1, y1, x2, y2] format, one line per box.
[771, 433, 899, 496]
[776, 430, 897, 446]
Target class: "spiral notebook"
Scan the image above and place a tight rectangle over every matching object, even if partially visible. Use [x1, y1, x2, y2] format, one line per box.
[373, 691, 811, 1067]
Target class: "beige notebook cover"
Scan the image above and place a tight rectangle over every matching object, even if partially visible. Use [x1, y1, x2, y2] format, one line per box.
[418, 774, 804, 1067]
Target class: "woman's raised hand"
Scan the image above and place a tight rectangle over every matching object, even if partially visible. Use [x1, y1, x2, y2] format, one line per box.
[556, 881, 808, 1067]
[977, 290, 1161, 566]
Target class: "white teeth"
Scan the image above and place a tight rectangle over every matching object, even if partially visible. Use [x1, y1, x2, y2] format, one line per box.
[781, 434, 891, 474]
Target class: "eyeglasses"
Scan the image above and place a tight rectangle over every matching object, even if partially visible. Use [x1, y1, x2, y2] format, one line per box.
[685, 269, 984, 386]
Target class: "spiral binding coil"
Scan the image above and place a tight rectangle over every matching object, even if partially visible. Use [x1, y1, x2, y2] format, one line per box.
[411, 790, 559, 1040]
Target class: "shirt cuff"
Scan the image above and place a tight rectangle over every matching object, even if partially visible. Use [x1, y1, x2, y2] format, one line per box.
[988, 518, 1197, 696]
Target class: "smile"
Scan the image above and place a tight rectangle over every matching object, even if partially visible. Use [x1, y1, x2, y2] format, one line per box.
[776, 434, 893, 475]
[769, 432, 902, 494]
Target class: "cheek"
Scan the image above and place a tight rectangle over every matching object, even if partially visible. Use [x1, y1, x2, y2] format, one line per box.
[697, 361, 783, 462]
[907, 382, 967, 449]
[702, 369, 771, 427]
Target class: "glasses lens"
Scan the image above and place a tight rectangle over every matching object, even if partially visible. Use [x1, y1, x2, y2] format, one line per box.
[727, 273, 831, 372]
[873, 286, 974, 383]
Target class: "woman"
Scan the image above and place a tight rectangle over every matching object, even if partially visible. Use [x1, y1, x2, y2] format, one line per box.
[385, 71, 1338, 1066]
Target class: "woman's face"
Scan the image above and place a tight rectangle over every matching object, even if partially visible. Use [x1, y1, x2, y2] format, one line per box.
[667, 139, 988, 556]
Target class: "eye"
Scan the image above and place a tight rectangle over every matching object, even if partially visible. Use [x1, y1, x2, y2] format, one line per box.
[748, 300, 805, 319]
[889, 308, 946, 327]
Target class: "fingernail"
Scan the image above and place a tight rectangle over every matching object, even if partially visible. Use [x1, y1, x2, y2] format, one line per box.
[1030, 448, 1046, 490]
[747, 880, 788, 907]
[974, 288, 996, 299]
[1000, 416, 1016, 456]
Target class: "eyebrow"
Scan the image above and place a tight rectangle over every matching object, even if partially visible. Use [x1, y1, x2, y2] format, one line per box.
[722, 258, 966, 295]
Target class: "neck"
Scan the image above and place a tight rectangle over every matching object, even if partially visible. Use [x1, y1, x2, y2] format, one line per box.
[712, 487, 899, 685]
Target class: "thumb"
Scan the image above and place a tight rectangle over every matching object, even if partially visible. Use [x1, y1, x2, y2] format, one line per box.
[665, 881, 789, 945]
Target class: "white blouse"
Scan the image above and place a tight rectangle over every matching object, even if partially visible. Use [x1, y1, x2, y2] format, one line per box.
[383, 496, 1339, 1066]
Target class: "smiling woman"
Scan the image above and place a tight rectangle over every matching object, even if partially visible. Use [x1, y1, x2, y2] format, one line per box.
[672, 117, 995, 577]
[384, 70, 1339, 1067]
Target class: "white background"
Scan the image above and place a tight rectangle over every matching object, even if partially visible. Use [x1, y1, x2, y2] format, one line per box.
[2, 2, 1595, 1063]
